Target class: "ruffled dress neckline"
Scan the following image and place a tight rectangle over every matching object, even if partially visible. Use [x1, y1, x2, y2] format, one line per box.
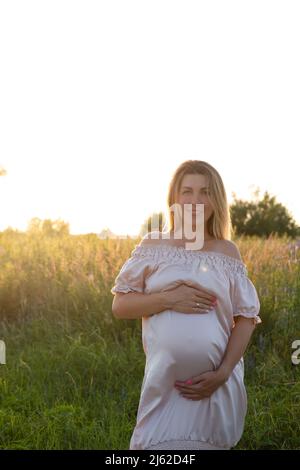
[133, 243, 246, 265]
[130, 243, 248, 277]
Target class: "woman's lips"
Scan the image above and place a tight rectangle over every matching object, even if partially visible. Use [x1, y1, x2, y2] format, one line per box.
[184, 206, 204, 215]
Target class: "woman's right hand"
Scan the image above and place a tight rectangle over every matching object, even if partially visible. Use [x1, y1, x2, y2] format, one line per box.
[163, 280, 217, 314]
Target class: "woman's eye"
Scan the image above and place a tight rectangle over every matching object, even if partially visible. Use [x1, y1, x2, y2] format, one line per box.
[182, 190, 210, 195]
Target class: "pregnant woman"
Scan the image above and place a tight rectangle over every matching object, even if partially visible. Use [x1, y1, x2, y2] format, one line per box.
[111, 160, 262, 450]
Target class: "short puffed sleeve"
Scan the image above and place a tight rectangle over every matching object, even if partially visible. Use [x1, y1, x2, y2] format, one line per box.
[110, 246, 158, 295]
[229, 263, 262, 326]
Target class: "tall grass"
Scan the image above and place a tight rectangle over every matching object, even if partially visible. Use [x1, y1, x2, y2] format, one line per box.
[0, 231, 299, 449]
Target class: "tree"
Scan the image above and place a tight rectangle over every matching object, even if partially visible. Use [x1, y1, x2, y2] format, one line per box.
[27, 217, 70, 236]
[230, 190, 300, 238]
[98, 227, 117, 239]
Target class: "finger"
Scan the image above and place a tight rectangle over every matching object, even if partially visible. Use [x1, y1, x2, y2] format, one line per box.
[191, 292, 217, 305]
[175, 378, 194, 384]
[191, 301, 211, 309]
[175, 376, 207, 387]
[184, 281, 216, 296]
[191, 299, 213, 309]
[179, 377, 201, 386]
[174, 307, 205, 314]
[180, 388, 211, 397]
[191, 305, 214, 314]
[178, 388, 199, 395]
[176, 306, 211, 314]
[183, 281, 215, 298]
[191, 307, 212, 314]
[186, 310, 210, 314]
[194, 289, 217, 301]
[175, 384, 199, 391]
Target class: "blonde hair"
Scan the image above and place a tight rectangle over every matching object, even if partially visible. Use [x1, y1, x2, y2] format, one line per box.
[163, 160, 232, 240]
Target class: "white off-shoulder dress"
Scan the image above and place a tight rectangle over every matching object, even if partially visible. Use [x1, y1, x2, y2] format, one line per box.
[111, 240, 262, 451]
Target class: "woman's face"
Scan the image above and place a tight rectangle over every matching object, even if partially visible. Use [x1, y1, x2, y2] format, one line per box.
[175, 173, 214, 231]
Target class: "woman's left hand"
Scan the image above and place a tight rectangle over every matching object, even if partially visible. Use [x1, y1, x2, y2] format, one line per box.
[174, 369, 229, 400]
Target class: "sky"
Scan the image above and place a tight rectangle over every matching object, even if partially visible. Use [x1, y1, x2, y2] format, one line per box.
[1, 0, 300, 236]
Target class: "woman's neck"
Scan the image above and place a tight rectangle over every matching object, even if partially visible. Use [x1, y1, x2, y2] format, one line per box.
[168, 230, 215, 242]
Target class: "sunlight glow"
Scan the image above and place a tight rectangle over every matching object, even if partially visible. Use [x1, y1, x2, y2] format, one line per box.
[1, 1, 299, 235]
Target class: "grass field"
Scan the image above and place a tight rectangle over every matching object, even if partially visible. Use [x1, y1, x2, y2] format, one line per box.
[0, 231, 299, 449]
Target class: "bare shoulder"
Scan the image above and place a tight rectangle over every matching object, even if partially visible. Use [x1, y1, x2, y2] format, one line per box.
[215, 240, 243, 261]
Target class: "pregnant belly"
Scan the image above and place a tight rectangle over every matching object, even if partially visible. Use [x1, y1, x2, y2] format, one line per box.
[148, 309, 228, 380]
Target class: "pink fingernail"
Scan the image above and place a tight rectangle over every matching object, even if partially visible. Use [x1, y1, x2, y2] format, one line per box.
[185, 379, 192, 385]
